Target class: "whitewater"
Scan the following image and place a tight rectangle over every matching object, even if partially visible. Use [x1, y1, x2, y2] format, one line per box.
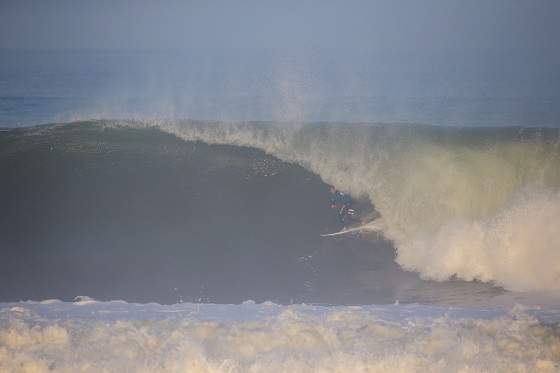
[2, 297, 560, 372]
[1, 49, 560, 372]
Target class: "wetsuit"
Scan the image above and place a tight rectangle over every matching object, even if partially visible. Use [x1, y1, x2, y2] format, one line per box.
[331, 191, 358, 229]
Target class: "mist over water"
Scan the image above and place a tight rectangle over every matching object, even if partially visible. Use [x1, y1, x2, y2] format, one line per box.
[2, 49, 559, 128]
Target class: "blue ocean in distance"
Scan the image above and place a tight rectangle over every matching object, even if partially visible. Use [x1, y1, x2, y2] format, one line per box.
[1, 48, 559, 128]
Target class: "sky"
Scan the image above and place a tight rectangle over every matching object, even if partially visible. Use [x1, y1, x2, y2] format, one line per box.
[0, 0, 559, 52]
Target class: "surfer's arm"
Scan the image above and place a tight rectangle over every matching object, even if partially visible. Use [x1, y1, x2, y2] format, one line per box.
[331, 191, 340, 206]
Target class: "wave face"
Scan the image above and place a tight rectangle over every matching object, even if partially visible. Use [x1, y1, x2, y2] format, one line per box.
[0, 123, 334, 304]
[1, 120, 559, 305]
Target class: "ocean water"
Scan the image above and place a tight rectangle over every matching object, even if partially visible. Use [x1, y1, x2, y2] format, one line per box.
[1, 49, 560, 372]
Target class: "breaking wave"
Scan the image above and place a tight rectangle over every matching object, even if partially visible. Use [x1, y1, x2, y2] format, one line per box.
[156, 119, 560, 293]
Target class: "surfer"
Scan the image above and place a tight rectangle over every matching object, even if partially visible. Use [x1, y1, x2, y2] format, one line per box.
[330, 186, 362, 232]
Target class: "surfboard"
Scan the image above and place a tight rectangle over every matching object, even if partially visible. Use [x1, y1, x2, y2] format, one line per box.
[320, 220, 382, 237]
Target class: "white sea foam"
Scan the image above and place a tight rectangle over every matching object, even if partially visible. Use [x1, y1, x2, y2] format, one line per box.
[397, 190, 560, 292]
[1, 299, 559, 373]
